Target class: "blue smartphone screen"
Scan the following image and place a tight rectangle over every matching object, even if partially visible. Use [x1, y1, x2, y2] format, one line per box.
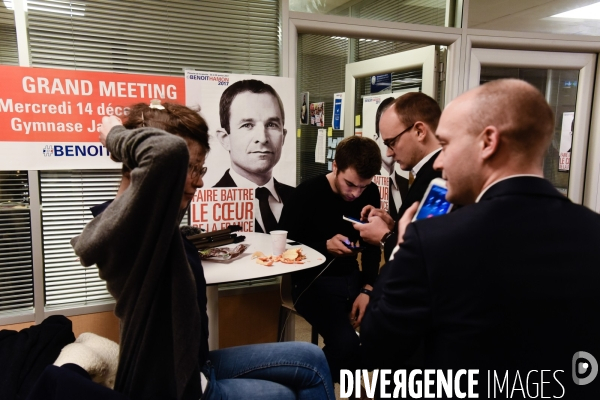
[414, 184, 452, 220]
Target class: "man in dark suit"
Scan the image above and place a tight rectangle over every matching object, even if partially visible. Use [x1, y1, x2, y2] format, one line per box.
[214, 79, 293, 233]
[356, 92, 442, 259]
[360, 79, 600, 398]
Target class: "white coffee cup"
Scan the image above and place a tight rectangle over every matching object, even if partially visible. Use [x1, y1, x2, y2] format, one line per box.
[270, 230, 288, 256]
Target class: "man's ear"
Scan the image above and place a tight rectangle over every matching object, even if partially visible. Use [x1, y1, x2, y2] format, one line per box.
[332, 160, 338, 175]
[480, 126, 500, 160]
[281, 128, 287, 145]
[216, 128, 230, 152]
[414, 121, 427, 142]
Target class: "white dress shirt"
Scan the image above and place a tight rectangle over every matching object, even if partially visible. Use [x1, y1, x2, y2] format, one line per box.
[228, 169, 283, 231]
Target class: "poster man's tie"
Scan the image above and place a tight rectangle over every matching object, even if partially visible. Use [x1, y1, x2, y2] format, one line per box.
[256, 187, 278, 233]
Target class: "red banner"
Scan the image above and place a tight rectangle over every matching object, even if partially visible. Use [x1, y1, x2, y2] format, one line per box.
[0, 65, 184, 143]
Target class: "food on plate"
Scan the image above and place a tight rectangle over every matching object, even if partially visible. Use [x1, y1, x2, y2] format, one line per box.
[251, 251, 266, 259]
[252, 248, 307, 266]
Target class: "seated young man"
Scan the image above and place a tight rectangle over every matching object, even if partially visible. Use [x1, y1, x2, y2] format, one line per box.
[279, 136, 382, 382]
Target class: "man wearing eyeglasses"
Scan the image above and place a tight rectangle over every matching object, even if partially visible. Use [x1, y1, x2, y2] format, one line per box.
[355, 92, 442, 259]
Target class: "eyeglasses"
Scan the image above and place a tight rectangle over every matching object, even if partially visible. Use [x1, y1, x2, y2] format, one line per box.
[383, 123, 415, 149]
[188, 163, 207, 180]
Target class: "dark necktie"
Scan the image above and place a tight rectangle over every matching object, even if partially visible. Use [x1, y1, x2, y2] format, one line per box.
[255, 187, 278, 233]
[388, 177, 398, 221]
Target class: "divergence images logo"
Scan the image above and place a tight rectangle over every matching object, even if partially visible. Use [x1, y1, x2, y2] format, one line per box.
[572, 351, 598, 385]
[43, 145, 54, 157]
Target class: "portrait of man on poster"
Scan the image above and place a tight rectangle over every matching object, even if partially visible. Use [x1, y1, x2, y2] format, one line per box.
[214, 79, 294, 233]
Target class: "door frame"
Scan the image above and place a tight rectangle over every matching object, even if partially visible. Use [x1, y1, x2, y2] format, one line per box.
[343, 45, 438, 137]
[468, 48, 596, 206]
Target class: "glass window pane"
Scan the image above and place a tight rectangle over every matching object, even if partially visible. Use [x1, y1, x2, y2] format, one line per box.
[291, 0, 460, 27]
[297, 34, 447, 185]
[480, 67, 579, 195]
[469, 0, 600, 37]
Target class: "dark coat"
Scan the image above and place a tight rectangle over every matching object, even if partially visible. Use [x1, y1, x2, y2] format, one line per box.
[362, 177, 600, 398]
[384, 152, 442, 259]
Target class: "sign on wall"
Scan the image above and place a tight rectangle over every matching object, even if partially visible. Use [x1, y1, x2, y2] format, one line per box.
[0, 65, 185, 170]
[185, 71, 296, 232]
[559, 111, 574, 172]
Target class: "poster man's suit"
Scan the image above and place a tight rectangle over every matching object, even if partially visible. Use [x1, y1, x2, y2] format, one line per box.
[362, 176, 600, 398]
[213, 169, 294, 233]
[387, 172, 409, 222]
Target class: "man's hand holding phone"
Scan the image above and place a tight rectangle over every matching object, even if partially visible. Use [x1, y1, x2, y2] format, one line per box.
[360, 205, 395, 230]
[326, 234, 361, 256]
[353, 216, 391, 246]
[353, 205, 396, 246]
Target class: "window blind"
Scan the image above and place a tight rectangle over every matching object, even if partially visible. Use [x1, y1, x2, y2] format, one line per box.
[27, 0, 280, 76]
[297, 34, 348, 183]
[0, 171, 33, 314]
[350, 0, 447, 26]
[0, 5, 19, 65]
[39, 170, 121, 307]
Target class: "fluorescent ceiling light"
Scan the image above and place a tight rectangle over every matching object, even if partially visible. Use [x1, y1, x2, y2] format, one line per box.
[551, 2, 600, 19]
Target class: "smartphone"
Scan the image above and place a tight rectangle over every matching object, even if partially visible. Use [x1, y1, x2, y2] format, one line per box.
[412, 178, 453, 222]
[342, 215, 364, 224]
[343, 241, 366, 251]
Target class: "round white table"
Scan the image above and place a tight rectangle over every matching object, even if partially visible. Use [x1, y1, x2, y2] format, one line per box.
[202, 232, 326, 350]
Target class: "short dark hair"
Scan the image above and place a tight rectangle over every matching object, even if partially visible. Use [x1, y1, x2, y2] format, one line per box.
[335, 136, 382, 179]
[375, 97, 395, 137]
[219, 79, 285, 134]
[124, 102, 210, 152]
[392, 92, 441, 131]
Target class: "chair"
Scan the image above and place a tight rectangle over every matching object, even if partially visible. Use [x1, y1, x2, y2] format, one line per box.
[277, 273, 319, 345]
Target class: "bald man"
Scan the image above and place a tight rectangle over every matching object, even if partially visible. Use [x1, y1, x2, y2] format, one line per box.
[360, 79, 600, 399]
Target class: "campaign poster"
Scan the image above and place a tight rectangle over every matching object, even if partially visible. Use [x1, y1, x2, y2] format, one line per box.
[559, 112, 574, 172]
[362, 90, 417, 215]
[185, 71, 296, 233]
[0, 65, 185, 170]
[310, 102, 325, 127]
[332, 93, 344, 130]
[300, 92, 309, 125]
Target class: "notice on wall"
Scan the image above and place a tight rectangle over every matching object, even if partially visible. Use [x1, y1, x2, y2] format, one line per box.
[0, 65, 185, 170]
[310, 102, 325, 127]
[315, 129, 326, 163]
[559, 112, 574, 172]
[332, 92, 344, 130]
[185, 71, 296, 232]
